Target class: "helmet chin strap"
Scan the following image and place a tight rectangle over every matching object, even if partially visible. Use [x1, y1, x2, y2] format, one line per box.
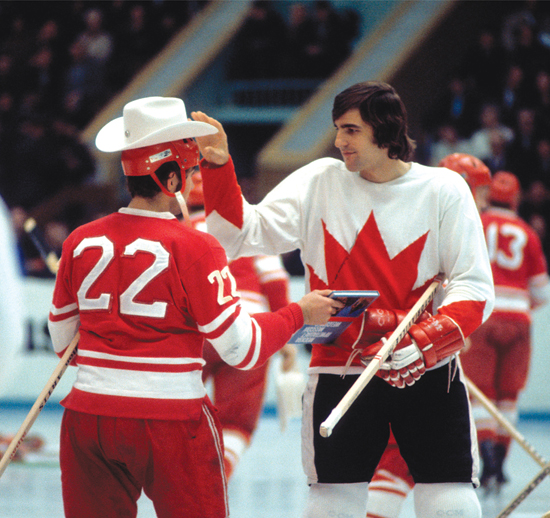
[149, 171, 190, 220]
[175, 191, 190, 220]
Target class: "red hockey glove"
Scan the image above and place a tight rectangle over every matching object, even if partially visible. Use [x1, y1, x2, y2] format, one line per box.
[362, 314, 464, 389]
[357, 309, 430, 356]
[352, 309, 411, 350]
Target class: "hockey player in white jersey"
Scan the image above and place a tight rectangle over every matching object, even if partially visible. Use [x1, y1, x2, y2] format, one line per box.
[193, 81, 494, 518]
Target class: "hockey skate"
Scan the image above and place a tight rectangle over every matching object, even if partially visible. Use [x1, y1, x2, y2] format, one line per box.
[480, 440, 508, 495]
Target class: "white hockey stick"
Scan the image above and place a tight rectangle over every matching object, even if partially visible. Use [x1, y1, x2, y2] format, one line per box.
[0, 332, 79, 478]
[320, 278, 441, 438]
[465, 377, 547, 468]
[23, 217, 60, 275]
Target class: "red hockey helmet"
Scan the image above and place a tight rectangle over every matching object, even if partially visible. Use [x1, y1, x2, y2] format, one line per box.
[489, 171, 521, 207]
[121, 139, 199, 177]
[187, 172, 204, 209]
[121, 138, 199, 198]
[438, 153, 491, 190]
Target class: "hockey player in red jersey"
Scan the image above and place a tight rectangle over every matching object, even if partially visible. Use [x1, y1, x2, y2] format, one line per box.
[366, 152, 493, 518]
[47, 97, 342, 518]
[192, 82, 494, 518]
[187, 172, 298, 478]
[461, 171, 549, 492]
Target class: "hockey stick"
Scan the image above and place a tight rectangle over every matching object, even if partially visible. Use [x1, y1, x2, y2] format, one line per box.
[496, 460, 550, 518]
[0, 332, 79, 478]
[320, 278, 441, 438]
[465, 377, 547, 468]
[23, 217, 59, 275]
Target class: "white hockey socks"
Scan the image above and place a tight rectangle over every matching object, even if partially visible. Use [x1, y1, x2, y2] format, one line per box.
[414, 482, 481, 518]
[303, 482, 369, 518]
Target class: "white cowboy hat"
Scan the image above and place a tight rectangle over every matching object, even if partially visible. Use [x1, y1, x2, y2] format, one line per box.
[95, 96, 217, 152]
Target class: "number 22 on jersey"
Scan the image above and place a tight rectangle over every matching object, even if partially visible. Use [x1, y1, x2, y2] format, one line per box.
[74, 236, 238, 318]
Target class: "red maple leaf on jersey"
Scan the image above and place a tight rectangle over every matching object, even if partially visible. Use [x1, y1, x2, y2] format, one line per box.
[307, 212, 431, 310]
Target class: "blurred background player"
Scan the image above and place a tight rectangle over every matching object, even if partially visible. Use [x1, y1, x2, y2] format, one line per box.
[366, 152, 492, 518]
[438, 152, 493, 212]
[0, 193, 42, 461]
[460, 171, 549, 493]
[186, 172, 300, 478]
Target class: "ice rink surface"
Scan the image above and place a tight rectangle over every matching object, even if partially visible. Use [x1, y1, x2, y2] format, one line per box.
[0, 404, 548, 518]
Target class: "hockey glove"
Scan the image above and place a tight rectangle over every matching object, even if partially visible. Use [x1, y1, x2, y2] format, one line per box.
[362, 314, 464, 389]
[352, 309, 411, 349]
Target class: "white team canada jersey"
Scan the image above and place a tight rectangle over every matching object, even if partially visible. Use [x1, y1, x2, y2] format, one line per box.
[202, 157, 495, 372]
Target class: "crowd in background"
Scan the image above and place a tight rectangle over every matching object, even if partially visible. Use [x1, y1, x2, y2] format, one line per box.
[2, 0, 550, 276]
[0, 1, 207, 276]
[227, 0, 361, 80]
[419, 0, 550, 261]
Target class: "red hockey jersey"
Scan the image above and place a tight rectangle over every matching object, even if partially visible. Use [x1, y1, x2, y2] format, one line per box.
[48, 208, 303, 420]
[482, 207, 549, 321]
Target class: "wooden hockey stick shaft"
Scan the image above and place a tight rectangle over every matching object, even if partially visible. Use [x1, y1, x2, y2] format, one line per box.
[320, 278, 441, 438]
[23, 217, 60, 275]
[497, 461, 550, 518]
[0, 332, 79, 479]
[465, 377, 547, 468]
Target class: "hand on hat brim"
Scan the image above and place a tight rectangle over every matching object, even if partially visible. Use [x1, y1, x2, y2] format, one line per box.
[191, 111, 229, 166]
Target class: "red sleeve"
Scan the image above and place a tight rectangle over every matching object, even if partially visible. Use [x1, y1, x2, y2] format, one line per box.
[254, 255, 291, 312]
[262, 278, 292, 312]
[437, 299, 486, 339]
[200, 156, 243, 229]
[181, 233, 303, 369]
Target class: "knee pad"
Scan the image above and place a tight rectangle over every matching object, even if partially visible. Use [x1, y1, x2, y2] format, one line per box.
[303, 482, 369, 518]
[414, 483, 481, 518]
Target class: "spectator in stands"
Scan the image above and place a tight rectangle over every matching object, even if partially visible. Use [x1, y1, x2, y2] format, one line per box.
[282, 3, 315, 78]
[520, 180, 550, 263]
[5, 115, 54, 210]
[0, 89, 17, 191]
[532, 137, 550, 189]
[506, 18, 550, 82]
[108, 4, 154, 90]
[22, 46, 59, 111]
[0, 53, 17, 93]
[519, 138, 550, 259]
[299, 0, 349, 78]
[429, 76, 480, 139]
[506, 107, 540, 188]
[0, 14, 34, 66]
[74, 8, 113, 68]
[469, 102, 514, 162]
[428, 122, 472, 166]
[62, 39, 107, 127]
[500, 63, 531, 125]
[485, 128, 512, 174]
[461, 26, 508, 100]
[228, 1, 287, 80]
[533, 68, 550, 133]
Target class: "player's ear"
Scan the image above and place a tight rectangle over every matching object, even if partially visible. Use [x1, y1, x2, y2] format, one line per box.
[167, 171, 179, 193]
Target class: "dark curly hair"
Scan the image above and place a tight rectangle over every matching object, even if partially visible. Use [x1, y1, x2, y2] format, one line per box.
[332, 81, 416, 161]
